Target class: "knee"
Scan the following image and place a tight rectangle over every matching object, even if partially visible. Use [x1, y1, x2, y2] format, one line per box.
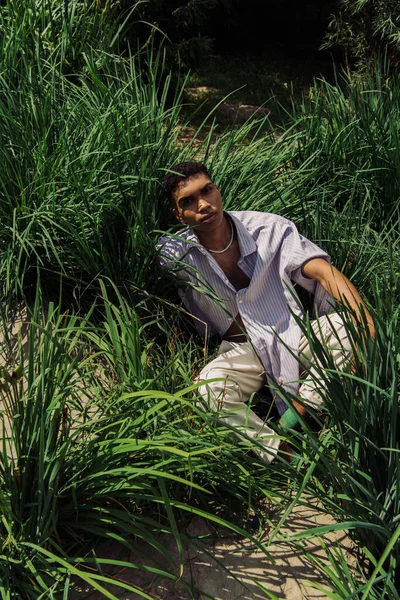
[328, 312, 352, 350]
[196, 369, 242, 412]
[329, 312, 346, 330]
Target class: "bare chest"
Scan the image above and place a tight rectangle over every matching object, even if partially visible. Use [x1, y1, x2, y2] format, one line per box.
[212, 242, 250, 291]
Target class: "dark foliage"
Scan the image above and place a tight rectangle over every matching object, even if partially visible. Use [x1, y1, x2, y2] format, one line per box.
[322, 0, 400, 68]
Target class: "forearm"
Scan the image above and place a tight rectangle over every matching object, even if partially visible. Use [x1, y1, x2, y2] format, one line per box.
[324, 270, 373, 336]
[303, 260, 375, 339]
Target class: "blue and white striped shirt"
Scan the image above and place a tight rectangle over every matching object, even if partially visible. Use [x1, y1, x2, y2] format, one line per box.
[157, 211, 334, 408]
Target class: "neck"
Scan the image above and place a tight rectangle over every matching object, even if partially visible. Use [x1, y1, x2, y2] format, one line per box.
[197, 215, 232, 251]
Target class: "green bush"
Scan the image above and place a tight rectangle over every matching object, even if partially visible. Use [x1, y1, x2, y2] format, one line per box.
[323, 0, 400, 68]
[121, 0, 237, 67]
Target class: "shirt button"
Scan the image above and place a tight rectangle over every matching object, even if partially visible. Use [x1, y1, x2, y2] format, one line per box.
[239, 300, 243, 304]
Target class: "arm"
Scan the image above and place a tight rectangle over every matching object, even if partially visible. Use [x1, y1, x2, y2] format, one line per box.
[302, 258, 375, 339]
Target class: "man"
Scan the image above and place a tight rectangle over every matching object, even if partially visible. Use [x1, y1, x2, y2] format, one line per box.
[157, 162, 374, 463]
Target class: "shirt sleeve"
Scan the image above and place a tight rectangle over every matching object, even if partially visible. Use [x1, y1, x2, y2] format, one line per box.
[283, 222, 329, 288]
[178, 288, 217, 338]
[156, 235, 192, 284]
[156, 235, 176, 271]
[156, 235, 216, 337]
[283, 220, 335, 316]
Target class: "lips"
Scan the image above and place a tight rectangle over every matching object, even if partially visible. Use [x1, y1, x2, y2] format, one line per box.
[201, 212, 217, 224]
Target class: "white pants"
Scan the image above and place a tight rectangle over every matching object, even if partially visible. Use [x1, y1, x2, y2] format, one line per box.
[198, 313, 352, 464]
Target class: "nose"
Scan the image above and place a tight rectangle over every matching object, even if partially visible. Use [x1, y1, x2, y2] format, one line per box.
[198, 197, 210, 213]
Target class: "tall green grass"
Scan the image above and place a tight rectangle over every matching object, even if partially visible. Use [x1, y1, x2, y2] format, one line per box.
[272, 297, 399, 597]
[0, 0, 130, 77]
[0, 0, 399, 596]
[0, 289, 285, 598]
[0, 2, 289, 597]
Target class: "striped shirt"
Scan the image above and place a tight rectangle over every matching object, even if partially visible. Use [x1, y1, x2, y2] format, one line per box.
[157, 211, 334, 409]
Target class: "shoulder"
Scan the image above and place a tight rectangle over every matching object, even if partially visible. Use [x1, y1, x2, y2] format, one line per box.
[228, 210, 296, 238]
[156, 229, 190, 252]
[156, 229, 196, 266]
[228, 210, 293, 227]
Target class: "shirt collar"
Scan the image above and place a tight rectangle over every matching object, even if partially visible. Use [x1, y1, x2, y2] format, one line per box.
[228, 212, 257, 257]
[183, 226, 200, 246]
[178, 211, 257, 257]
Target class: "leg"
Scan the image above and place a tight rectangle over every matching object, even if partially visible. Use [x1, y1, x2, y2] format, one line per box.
[197, 341, 281, 464]
[279, 312, 352, 430]
[298, 311, 353, 409]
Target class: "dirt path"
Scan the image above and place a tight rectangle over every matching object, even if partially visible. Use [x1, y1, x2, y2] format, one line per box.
[73, 501, 358, 599]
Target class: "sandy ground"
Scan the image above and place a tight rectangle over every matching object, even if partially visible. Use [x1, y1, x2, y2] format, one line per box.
[72, 502, 358, 600]
[0, 302, 31, 443]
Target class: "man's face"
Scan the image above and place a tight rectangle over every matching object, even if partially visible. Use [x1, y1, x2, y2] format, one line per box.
[172, 174, 224, 232]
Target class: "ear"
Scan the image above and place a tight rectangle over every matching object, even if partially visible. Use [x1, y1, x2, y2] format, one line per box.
[173, 208, 183, 222]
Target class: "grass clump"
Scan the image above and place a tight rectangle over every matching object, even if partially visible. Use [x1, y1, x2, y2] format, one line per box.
[0, 291, 280, 598]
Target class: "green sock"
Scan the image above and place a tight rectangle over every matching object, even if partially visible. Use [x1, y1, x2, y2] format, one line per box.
[279, 408, 301, 432]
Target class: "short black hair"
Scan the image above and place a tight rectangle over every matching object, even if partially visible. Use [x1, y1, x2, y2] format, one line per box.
[163, 162, 211, 205]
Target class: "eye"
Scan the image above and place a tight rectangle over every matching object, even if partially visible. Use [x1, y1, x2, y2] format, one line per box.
[180, 197, 191, 208]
